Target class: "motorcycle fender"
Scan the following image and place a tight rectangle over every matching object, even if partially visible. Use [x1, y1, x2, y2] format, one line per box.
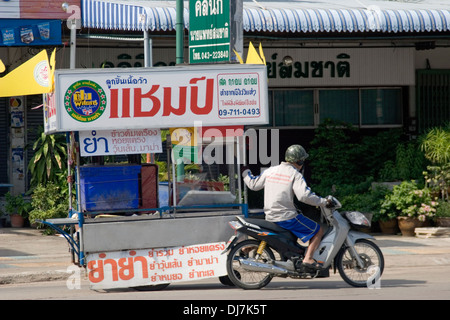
[221, 235, 239, 254]
[346, 230, 375, 247]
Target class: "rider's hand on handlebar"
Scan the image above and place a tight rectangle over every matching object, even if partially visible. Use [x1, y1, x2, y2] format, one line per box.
[241, 166, 250, 178]
[325, 198, 335, 208]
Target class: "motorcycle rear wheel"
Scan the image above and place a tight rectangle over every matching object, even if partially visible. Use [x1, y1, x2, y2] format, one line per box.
[226, 239, 275, 290]
[336, 239, 384, 288]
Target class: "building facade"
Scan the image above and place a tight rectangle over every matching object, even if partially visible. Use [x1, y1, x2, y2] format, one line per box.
[1, 0, 449, 195]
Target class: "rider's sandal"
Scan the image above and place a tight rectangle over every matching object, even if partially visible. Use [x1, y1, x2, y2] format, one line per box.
[302, 260, 323, 270]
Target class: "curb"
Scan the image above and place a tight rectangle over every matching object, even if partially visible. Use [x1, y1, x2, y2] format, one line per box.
[0, 270, 71, 285]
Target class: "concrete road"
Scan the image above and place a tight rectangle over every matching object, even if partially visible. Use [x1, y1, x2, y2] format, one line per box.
[1, 263, 449, 301]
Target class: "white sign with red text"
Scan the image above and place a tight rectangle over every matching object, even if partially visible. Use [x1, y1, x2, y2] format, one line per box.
[86, 242, 227, 290]
[49, 64, 268, 133]
[79, 129, 162, 157]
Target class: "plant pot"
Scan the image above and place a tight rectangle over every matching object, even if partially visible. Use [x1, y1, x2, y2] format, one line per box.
[436, 217, 450, 227]
[379, 219, 398, 234]
[10, 214, 25, 228]
[397, 216, 424, 237]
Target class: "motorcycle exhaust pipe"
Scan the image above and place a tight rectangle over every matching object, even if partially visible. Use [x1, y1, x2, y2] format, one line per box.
[239, 258, 291, 275]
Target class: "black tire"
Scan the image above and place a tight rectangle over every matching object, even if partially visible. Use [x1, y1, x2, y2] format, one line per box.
[226, 239, 275, 290]
[336, 239, 384, 288]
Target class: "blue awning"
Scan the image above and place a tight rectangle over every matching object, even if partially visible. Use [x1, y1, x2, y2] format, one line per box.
[82, 0, 188, 31]
[81, 0, 450, 34]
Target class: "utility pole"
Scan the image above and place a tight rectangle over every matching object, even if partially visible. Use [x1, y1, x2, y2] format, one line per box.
[176, 0, 184, 64]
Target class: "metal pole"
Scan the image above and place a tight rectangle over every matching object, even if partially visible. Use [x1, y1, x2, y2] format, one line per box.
[230, 0, 243, 63]
[176, 0, 184, 64]
[66, 133, 73, 217]
[68, 19, 76, 210]
[144, 30, 154, 163]
[143, 30, 152, 68]
[236, 137, 242, 204]
[69, 21, 76, 69]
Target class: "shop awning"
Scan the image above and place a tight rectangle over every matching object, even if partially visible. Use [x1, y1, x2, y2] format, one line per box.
[81, 0, 187, 31]
[81, 0, 450, 34]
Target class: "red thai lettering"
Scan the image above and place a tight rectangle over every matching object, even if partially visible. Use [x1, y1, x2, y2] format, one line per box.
[118, 257, 134, 281]
[122, 88, 131, 118]
[134, 85, 160, 117]
[163, 86, 187, 116]
[87, 260, 104, 283]
[134, 256, 149, 279]
[110, 88, 119, 118]
[109, 77, 215, 119]
[104, 259, 119, 281]
[190, 77, 214, 115]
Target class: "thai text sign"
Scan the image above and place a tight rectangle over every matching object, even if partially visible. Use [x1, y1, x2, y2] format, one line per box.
[50, 64, 268, 133]
[79, 129, 162, 157]
[189, 0, 230, 63]
[87, 242, 227, 290]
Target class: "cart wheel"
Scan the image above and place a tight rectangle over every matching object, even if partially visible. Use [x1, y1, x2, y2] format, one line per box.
[132, 283, 170, 291]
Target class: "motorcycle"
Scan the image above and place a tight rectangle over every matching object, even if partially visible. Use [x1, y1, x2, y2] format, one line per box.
[222, 196, 384, 289]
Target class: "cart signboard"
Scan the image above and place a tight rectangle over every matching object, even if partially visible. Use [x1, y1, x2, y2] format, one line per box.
[79, 129, 162, 157]
[87, 241, 227, 290]
[48, 64, 268, 133]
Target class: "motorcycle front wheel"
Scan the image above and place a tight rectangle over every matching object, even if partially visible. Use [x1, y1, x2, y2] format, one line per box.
[336, 239, 385, 288]
[226, 239, 275, 290]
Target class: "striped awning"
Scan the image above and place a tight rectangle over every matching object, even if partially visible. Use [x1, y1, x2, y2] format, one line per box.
[81, 0, 450, 34]
[81, 0, 188, 31]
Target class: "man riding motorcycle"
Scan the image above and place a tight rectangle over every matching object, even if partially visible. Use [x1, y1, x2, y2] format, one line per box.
[242, 144, 331, 270]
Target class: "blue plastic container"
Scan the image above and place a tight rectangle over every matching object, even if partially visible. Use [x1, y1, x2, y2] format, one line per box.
[78, 165, 141, 212]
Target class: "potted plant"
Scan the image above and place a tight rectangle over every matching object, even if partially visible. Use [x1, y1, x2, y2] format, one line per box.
[4, 192, 32, 227]
[373, 209, 399, 234]
[435, 201, 450, 227]
[381, 181, 438, 236]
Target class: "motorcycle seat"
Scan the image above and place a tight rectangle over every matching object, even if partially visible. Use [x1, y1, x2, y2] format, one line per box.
[245, 218, 298, 242]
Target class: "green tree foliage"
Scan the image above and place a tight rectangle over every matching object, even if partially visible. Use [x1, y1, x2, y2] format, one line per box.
[27, 126, 67, 188]
[28, 182, 68, 229]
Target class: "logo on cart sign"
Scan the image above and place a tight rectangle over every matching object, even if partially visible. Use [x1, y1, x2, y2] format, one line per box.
[64, 80, 107, 122]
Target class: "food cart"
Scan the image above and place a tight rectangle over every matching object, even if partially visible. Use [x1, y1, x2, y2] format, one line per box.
[41, 64, 268, 290]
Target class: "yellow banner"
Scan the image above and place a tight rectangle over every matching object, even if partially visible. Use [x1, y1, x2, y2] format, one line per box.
[0, 49, 55, 97]
[234, 42, 266, 65]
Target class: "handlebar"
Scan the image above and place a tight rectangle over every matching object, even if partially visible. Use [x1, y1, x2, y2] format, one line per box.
[321, 196, 341, 223]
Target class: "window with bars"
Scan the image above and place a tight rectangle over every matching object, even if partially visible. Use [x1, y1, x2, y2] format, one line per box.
[416, 70, 450, 133]
[268, 88, 403, 128]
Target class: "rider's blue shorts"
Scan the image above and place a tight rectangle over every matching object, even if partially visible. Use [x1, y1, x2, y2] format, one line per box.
[275, 214, 320, 243]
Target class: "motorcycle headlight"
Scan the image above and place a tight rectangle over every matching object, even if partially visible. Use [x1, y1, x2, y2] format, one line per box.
[344, 211, 371, 227]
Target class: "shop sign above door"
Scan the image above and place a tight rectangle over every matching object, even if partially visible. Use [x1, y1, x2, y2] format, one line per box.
[263, 47, 415, 87]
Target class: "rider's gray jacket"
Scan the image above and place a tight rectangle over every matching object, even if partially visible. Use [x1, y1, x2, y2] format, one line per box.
[242, 162, 327, 222]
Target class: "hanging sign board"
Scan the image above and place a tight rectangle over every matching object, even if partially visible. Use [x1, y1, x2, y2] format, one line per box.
[189, 0, 230, 64]
[49, 64, 268, 133]
[79, 129, 162, 157]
